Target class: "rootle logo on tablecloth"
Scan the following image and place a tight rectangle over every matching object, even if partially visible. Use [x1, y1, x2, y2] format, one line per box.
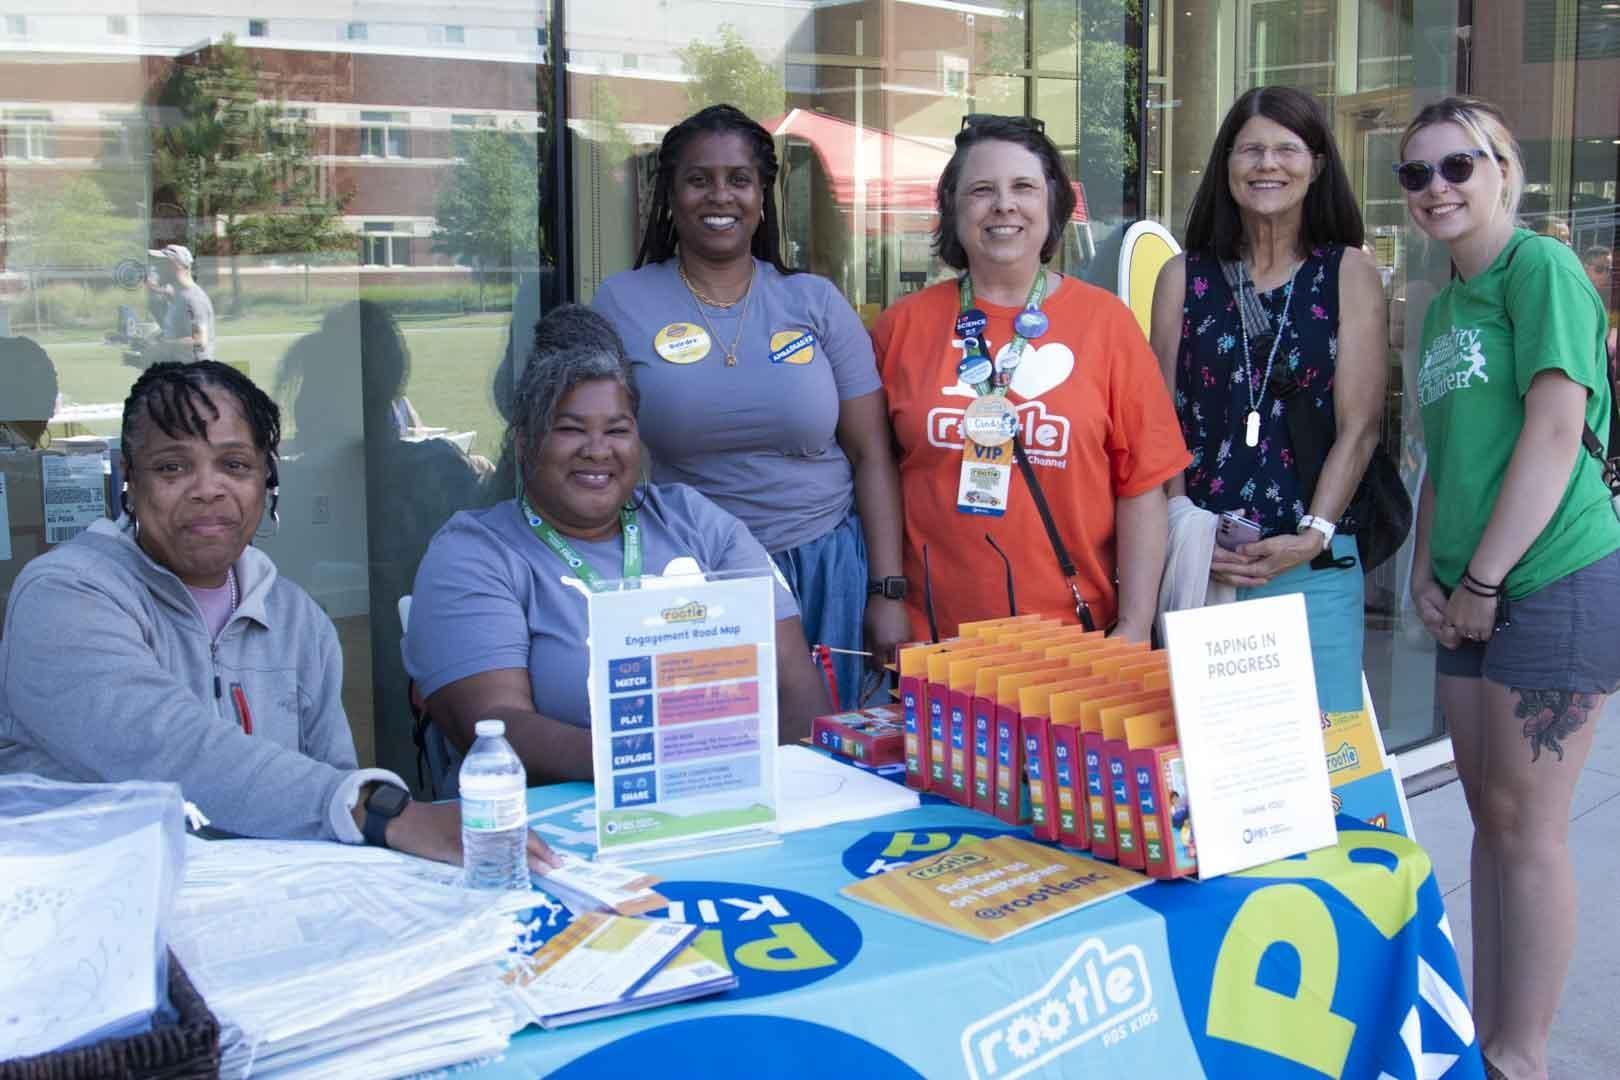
[960, 937, 1156, 1080]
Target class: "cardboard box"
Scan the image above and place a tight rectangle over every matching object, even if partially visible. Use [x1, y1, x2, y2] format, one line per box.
[971, 657, 1067, 814]
[0, 451, 47, 628]
[811, 705, 904, 766]
[1135, 743, 1198, 879]
[1102, 703, 1173, 871]
[1017, 675, 1111, 842]
[1079, 688, 1168, 859]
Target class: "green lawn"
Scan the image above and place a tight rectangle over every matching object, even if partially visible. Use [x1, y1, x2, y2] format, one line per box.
[44, 312, 514, 459]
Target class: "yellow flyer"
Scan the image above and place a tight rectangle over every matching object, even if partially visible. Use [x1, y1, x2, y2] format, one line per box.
[838, 835, 1150, 943]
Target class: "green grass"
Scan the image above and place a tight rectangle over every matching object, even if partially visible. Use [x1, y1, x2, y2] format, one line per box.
[44, 312, 514, 459]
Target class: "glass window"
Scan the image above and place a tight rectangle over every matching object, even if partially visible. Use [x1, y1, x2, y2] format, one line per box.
[445, 25, 465, 45]
[5, 15, 26, 37]
[108, 15, 129, 36]
[564, 0, 1124, 313]
[0, 15, 556, 788]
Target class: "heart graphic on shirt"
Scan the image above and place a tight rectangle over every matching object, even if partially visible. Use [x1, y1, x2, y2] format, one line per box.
[1004, 341, 1075, 400]
[940, 340, 1077, 401]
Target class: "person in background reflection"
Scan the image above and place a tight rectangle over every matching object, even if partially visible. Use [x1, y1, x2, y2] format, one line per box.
[404, 305, 830, 787]
[0, 336, 58, 450]
[1583, 247, 1619, 449]
[146, 244, 215, 362]
[592, 104, 908, 706]
[0, 360, 556, 872]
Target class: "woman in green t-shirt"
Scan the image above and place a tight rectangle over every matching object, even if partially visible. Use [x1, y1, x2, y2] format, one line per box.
[1400, 96, 1620, 1080]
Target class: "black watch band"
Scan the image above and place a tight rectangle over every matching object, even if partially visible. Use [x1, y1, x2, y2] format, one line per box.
[362, 783, 412, 848]
[867, 576, 907, 601]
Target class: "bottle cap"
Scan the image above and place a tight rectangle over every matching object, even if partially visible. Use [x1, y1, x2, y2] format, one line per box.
[475, 718, 506, 738]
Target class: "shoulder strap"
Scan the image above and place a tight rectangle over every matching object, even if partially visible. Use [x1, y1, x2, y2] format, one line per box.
[1499, 235, 1612, 466]
[1010, 436, 1096, 631]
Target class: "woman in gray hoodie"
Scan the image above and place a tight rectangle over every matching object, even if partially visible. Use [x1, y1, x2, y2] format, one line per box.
[0, 360, 556, 871]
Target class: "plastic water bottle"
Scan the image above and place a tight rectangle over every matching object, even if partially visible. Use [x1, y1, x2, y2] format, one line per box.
[459, 719, 529, 890]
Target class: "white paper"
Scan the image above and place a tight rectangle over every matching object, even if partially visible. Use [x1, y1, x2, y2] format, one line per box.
[1162, 594, 1338, 878]
[41, 453, 106, 545]
[0, 822, 165, 1059]
[773, 745, 919, 833]
[0, 471, 11, 561]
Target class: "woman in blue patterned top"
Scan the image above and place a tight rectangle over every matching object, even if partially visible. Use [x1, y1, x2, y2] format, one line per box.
[1149, 86, 1386, 712]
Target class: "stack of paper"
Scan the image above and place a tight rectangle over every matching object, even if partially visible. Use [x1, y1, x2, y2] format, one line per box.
[774, 744, 919, 832]
[172, 838, 537, 1080]
[505, 912, 736, 1029]
[536, 853, 666, 915]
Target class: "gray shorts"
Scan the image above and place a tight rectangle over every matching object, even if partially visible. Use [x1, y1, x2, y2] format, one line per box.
[1436, 546, 1620, 693]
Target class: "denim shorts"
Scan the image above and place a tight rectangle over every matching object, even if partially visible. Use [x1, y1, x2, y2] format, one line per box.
[1436, 546, 1620, 693]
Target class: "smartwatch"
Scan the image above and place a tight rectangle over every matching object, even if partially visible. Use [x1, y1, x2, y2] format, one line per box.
[362, 783, 412, 848]
[1297, 514, 1336, 548]
[867, 576, 908, 601]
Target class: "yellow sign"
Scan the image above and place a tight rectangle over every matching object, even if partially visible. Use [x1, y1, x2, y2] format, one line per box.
[654, 322, 712, 364]
[1322, 707, 1384, 785]
[769, 329, 816, 365]
[840, 835, 1150, 943]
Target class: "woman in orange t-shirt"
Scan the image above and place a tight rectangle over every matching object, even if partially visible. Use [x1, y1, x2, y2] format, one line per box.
[871, 116, 1189, 641]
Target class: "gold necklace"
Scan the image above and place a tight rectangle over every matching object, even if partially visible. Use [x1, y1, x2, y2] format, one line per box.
[680, 263, 755, 367]
[678, 262, 746, 308]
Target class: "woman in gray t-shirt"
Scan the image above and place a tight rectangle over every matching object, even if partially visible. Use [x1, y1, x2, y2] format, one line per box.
[592, 105, 908, 709]
[405, 306, 831, 786]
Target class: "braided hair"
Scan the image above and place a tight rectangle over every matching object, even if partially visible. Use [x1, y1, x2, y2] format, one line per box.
[632, 104, 796, 275]
[120, 360, 282, 520]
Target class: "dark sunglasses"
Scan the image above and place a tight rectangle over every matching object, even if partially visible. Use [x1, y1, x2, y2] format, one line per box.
[1392, 149, 1493, 193]
[961, 113, 1046, 134]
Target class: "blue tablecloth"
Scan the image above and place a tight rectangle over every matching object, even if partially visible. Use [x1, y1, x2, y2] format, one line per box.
[474, 785, 1483, 1079]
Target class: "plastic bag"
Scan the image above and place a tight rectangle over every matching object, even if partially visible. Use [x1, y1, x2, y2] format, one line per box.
[0, 773, 187, 1061]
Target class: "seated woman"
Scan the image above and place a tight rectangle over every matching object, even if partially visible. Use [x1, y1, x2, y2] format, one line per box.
[404, 305, 831, 784]
[0, 360, 554, 871]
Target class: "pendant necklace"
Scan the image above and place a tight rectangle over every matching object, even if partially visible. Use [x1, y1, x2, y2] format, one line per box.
[679, 261, 755, 367]
[1237, 262, 1300, 448]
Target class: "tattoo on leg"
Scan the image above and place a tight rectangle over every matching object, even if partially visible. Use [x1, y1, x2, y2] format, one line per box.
[1510, 688, 1598, 763]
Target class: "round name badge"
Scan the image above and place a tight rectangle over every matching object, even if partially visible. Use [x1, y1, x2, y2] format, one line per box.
[962, 393, 1018, 447]
[955, 308, 989, 343]
[1014, 308, 1049, 339]
[654, 322, 712, 365]
[958, 354, 993, 387]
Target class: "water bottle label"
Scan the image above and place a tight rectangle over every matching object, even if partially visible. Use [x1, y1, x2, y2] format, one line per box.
[462, 792, 526, 831]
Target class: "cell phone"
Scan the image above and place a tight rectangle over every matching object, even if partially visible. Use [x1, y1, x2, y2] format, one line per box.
[1216, 511, 1263, 552]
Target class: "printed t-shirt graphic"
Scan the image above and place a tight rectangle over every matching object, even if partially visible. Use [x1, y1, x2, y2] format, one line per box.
[1417, 230, 1620, 598]
[872, 276, 1189, 638]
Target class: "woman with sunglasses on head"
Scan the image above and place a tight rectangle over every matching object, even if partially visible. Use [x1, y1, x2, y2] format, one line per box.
[592, 104, 907, 706]
[872, 116, 1187, 640]
[404, 306, 829, 788]
[0, 361, 558, 871]
[1149, 87, 1386, 715]
[1399, 97, 1620, 1080]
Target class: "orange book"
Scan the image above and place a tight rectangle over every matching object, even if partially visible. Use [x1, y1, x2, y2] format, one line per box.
[1017, 675, 1112, 842]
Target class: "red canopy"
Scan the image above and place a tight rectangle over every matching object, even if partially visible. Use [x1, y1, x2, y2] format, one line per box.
[768, 108, 1088, 223]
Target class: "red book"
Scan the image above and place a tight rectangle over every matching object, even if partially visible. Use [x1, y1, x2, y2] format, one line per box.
[947, 689, 975, 806]
[1083, 729, 1115, 860]
[1021, 715, 1060, 842]
[927, 680, 952, 791]
[1052, 722, 1089, 850]
[992, 704, 1029, 825]
[900, 674, 929, 791]
[1106, 738, 1145, 870]
[970, 696, 998, 813]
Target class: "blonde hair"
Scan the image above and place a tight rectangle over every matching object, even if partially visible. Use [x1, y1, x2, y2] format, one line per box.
[1400, 96, 1525, 220]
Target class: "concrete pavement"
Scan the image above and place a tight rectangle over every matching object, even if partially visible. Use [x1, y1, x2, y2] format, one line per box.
[1407, 696, 1620, 1076]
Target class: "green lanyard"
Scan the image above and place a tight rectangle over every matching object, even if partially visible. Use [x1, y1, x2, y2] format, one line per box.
[958, 271, 1049, 397]
[519, 494, 642, 592]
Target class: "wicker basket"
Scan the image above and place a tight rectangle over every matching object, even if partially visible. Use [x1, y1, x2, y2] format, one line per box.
[0, 952, 220, 1080]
